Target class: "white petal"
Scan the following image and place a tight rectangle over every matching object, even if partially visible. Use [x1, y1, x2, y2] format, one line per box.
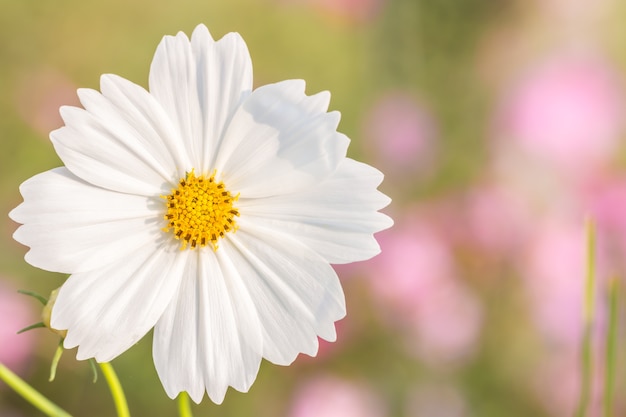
[238, 158, 393, 263]
[149, 25, 253, 171]
[50, 76, 185, 196]
[51, 243, 188, 363]
[148, 30, 202, 167]
[153, 249, 262, 404]
[216, 80, 349, 198]
[10, 168, 163, 273]
[99, 74, 190, 177]
[190, 25, 254, 172]
[223, 225, 345, 365]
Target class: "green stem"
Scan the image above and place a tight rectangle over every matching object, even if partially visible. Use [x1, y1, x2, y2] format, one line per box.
[0, 362, 72, 417]
[575, 218, 596, 417]
[49, 340, 64, 382]
[583, 219, 597, 326]
[99, 362, 130, 417]
[177, 392, 194, 417]
[603, 278, 619, 417]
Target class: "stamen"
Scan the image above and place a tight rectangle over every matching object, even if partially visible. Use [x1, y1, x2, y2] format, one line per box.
[162, 170, 240, 251]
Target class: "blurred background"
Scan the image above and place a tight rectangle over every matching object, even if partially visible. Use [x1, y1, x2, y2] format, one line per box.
[2, 0, 626, 416]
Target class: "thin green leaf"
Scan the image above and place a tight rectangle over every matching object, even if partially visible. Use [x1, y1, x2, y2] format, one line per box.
[575, 218, 596, 417]
[17, 322, 46, 334]
[89, 359, 98, 384]
[603, 278, 619, 417]
[17, 289, 48, 306]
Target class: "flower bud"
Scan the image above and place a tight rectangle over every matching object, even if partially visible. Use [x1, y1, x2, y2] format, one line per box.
[41, 288, 67, 339]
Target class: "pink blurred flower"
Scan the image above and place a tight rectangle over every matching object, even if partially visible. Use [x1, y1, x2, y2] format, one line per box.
[509, 168, 612, 417]
[0, 280, 38, 374]
[405, 277, 483, 367]
[495, 54, 625, 177]
[532, 347, 604, 417]
[538, 0, 613, 27]
[368, 211, 483, 366]
[14, 69, 79, 138]
[520, 215, 607, 347]
[406, 383, 468, 417]
[310, 0, 384, 22]
[368, 213, 454, 315]
[363, 92, 438, 181]
[522, 218, 584, 346]
[447, 183, 532, 259]
[581, 175, 626, 269]
[288, 375, 387, 417]
[276, 0, 384, 23]
[584, 176, 626, 231]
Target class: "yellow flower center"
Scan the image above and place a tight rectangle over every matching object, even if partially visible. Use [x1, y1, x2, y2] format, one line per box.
[163, 170, 239, 250]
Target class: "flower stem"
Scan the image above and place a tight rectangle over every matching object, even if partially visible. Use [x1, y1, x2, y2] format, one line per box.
[575, 218, 596, 417]
[0, 362, 72, 417]
[603, 277, 619, 417]
[49, 340, 64, 382]
[177, 392, 194, 417]
[99, 362, 130, 417]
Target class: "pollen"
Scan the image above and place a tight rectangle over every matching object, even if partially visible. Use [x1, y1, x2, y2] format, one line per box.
[163, 170, 239, 250]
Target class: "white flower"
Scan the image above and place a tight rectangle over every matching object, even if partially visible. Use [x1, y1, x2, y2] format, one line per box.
[9, 24, 392, 404]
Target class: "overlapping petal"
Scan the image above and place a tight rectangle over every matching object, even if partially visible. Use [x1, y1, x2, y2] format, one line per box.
[224, 225, 345, 365]
[51, 75, 186, 195]
[149, 25, 253, 171]
[153, 249, 262, 404]
[9, 167, 162, 274]
[216, 80, 349, 198]
[51, 243, 188, 362]
[238, 158, 393, 263]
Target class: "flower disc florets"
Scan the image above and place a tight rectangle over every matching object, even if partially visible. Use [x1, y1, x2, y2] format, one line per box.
[163, 170, 239, 250]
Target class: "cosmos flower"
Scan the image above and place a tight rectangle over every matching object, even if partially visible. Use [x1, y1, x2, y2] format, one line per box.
[0, 280, 38, 374]
[288, 375, 387, 417]
[363, 91, 438, 181]
[9, 24, 392, 404]
[495, 54, 625, 177]
[367, 212, 482, 367]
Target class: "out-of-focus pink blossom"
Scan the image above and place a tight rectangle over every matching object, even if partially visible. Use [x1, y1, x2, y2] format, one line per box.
[311, 0, 384, 22]
[584, 176, 626, 232]
[533, 351, 579, 417]
[532, 347, 604, 417]
[513, 173, 611, 417]
[406, 383, 468, 417]
[405, 277, 483, 367]
[495, 54, 625, 177]
[368, 214, 455, 315]
[538, 0, 613, 28]
[288, 375, 387, 417]
[449, 183, 532, 258]
[0, 280, 38, 374]
[367, 211, 483, 366]
[363, 92, 438, 181]
[14, 69, 79, 138]
[581, 175, 626, 271]
[520, 216, 600, 347]
[277, 0, 384, 23]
